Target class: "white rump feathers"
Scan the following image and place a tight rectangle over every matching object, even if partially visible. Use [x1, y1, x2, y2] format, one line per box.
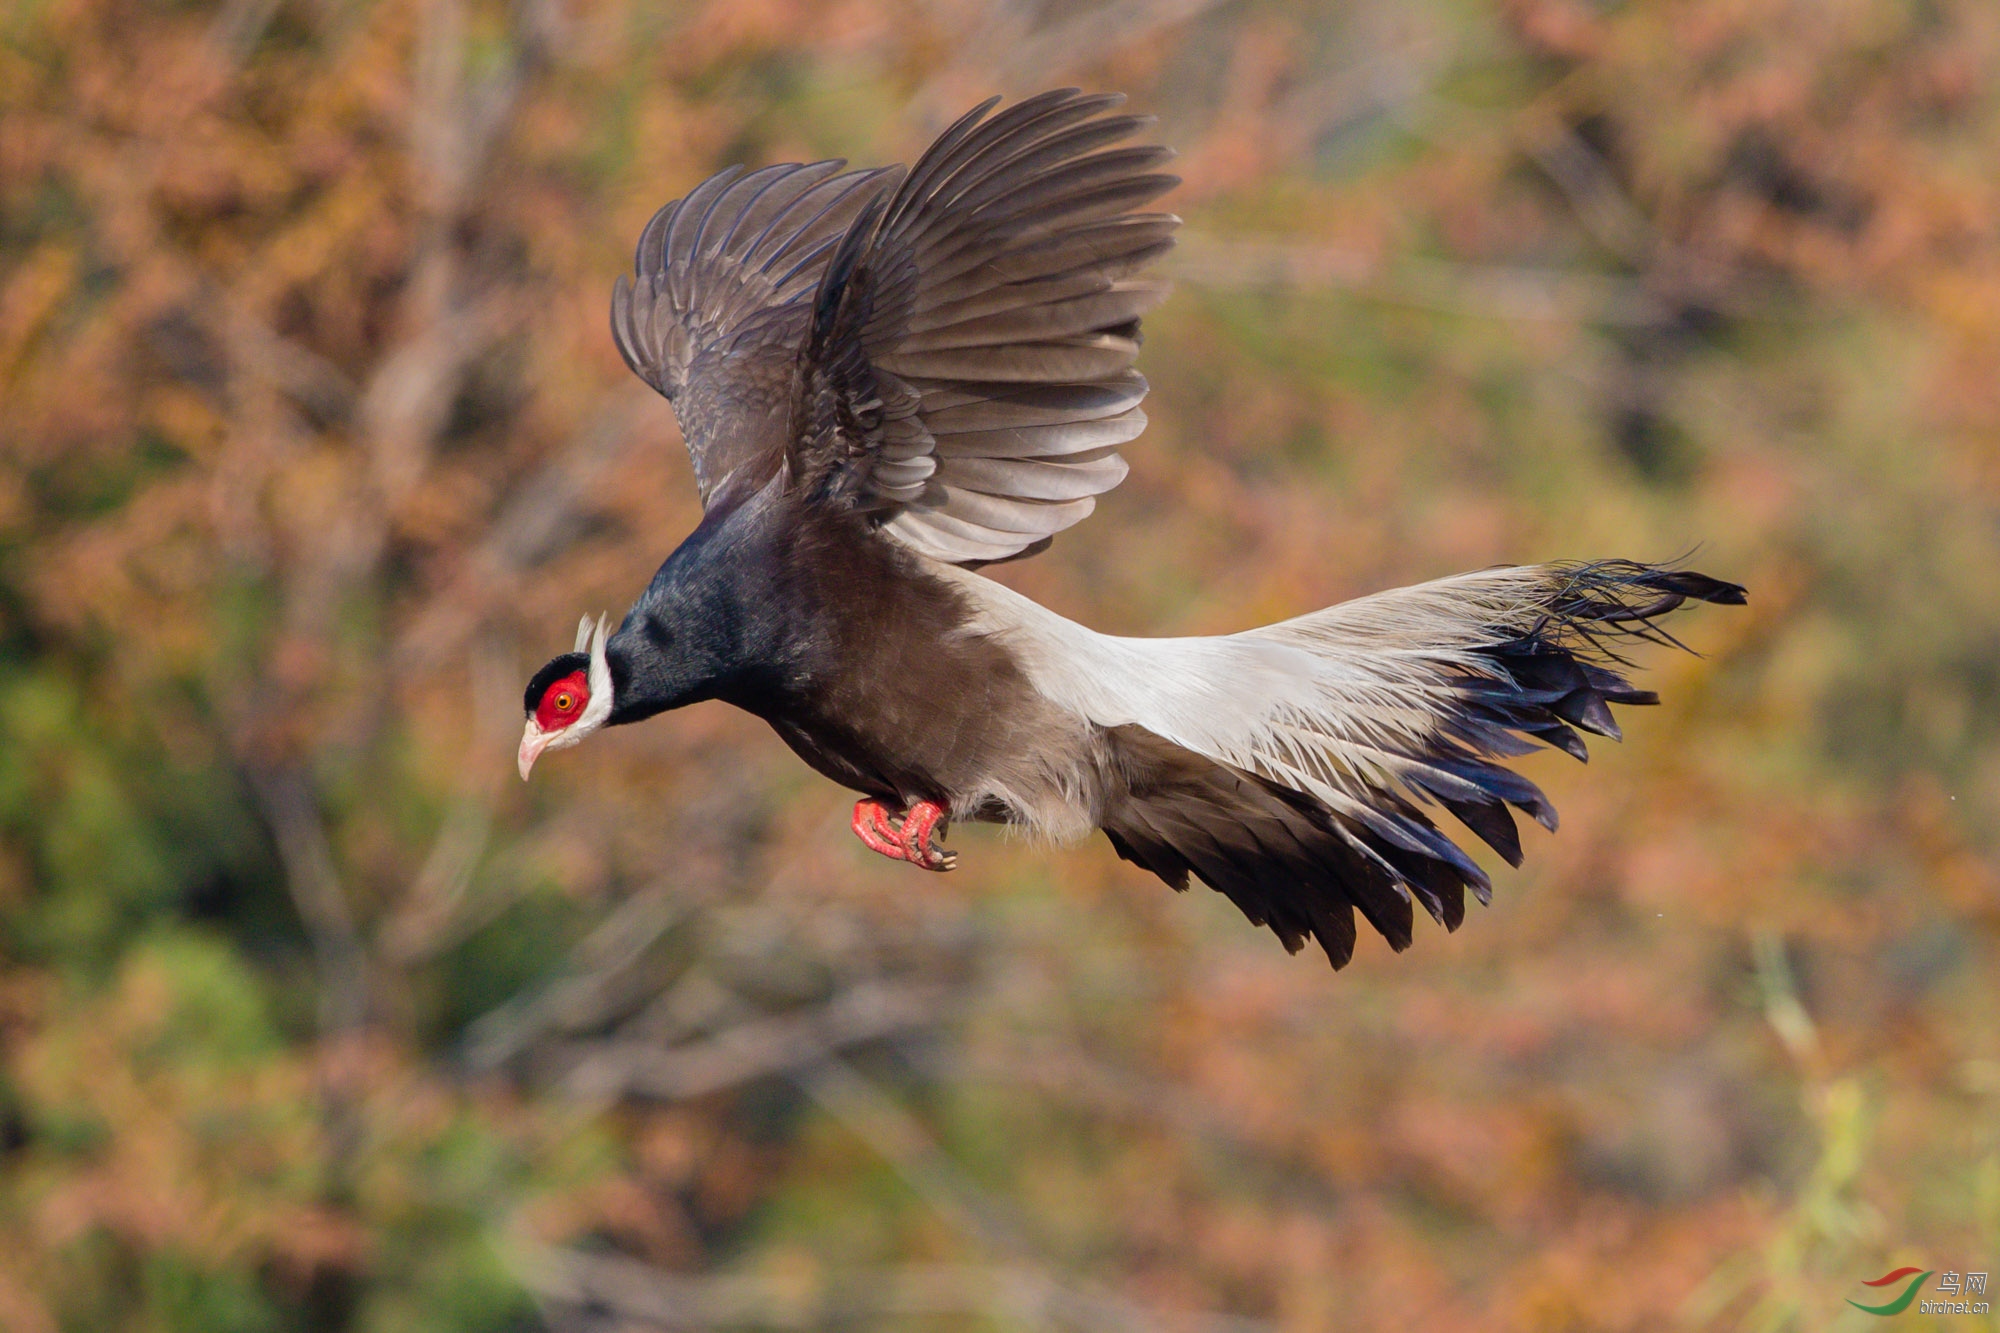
[937, 562, 1572, 832]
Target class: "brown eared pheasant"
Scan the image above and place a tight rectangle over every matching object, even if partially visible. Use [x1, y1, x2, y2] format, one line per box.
[518, 90, 1744, 969]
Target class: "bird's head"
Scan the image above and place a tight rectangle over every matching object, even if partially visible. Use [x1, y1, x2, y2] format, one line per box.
[519, 614, 614, 779]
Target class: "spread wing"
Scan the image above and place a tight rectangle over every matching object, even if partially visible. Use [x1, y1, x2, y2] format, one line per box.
[789, 89, 1180, 563]
[611, 160, 898, 504]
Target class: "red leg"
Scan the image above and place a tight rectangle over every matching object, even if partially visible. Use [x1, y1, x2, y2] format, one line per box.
[897, 800, 957, 872]
[851, 799, 909, 862]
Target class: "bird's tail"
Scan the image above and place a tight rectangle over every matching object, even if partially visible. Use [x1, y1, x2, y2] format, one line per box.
[950, 559, 1745, 966]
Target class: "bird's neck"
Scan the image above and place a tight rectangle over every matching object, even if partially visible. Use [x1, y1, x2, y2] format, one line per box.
[604, 481, 822, 725]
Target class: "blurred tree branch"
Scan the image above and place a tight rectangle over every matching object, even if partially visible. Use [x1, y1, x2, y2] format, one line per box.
[1172, 232, 1679, 325]
[536, 981, 952, 1103]
[518, 1246, 1279, 1333]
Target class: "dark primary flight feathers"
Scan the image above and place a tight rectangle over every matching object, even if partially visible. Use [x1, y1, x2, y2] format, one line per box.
[608, 88, 1175, 563]
[520, 90, 1745, 970]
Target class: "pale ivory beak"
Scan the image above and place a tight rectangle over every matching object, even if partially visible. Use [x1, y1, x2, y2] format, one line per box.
[518, 720, 556, 780]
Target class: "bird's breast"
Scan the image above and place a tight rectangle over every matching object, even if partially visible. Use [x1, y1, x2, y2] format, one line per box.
[721, 535, 1083, 818]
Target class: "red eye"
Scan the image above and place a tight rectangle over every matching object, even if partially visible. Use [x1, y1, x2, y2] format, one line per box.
[535, 670, 590, 731]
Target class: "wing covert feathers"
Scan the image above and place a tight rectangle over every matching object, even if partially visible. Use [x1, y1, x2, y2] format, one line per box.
[794, 89, 1179, 562]
[942, 559, 1744, 968]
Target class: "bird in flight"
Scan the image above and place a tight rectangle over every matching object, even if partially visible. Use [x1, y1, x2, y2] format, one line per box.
[519, 90, 1743, 968]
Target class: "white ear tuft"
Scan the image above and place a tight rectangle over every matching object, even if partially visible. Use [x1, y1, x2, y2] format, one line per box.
[583, 614, 613, 720]
[574, 615, 594, 653]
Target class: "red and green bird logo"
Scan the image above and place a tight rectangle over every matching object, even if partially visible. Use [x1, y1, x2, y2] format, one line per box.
[1847, 1267, 1933, 1316]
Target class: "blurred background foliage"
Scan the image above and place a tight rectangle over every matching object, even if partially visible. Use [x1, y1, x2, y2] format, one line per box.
[2, 0, 1998, 1328]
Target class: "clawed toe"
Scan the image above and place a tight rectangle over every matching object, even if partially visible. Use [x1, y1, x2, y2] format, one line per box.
[908, 840, 958, 871]
[851, 799, 908, 861]
[897, 800, 956, 872]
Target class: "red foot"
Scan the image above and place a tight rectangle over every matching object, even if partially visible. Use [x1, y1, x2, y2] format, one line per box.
[851, 799, 906, 859]
[849, 798, 957, 872]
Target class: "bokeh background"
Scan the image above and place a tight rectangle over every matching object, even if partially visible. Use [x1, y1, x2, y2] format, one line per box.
[4, 0, 1999, 1328]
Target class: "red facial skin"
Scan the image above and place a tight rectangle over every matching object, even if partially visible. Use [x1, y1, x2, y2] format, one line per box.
[535, 670, 590, 732]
